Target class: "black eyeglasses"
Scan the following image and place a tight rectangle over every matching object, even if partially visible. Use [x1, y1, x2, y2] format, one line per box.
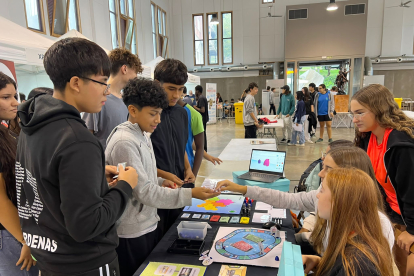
[79, 77, 110, 95]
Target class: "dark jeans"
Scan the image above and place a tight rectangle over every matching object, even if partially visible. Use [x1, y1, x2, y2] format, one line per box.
[244, 125, 257, 138]
[116, 230, 159, 276]
[41, 257, 119, 276]
[269, 104, 276, 115]
[203, 121, 207, 152]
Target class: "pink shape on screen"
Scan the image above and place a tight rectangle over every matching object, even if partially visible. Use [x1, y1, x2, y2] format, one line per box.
[216, 199, 234, 206]
[264, 159, 270, 166]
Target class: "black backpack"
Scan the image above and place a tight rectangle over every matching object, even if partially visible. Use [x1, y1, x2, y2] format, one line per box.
[294, 158, 323, 193]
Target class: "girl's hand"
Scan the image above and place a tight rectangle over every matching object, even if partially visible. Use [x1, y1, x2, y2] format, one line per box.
[215, 180, 247, 194]
[164, 172, 184, 186]
[302, 255, 321, 274]
[16, 244, 36, 271]
[162, 180, 177, 189]
[205, 154, 222, 165]
[397, 231, 414, 254]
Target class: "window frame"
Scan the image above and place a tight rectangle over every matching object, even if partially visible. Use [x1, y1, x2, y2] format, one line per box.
[206, 12, 219, 66]
[23, 0, 47, 34]
[151, 2, 168, 58]
[109, 0, 138, 53]
[68, 0, 82, 33]
[262, 0, 275, 3]
[47, 0, 82, 37]
[151, 2, 158, 58]
[192, 13, 205, 66]
[221, 11, 233, 65]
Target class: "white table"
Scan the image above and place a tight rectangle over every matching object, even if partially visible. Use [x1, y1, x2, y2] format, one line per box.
[218, 138, 277, 161]
[257, 115, 284, 143]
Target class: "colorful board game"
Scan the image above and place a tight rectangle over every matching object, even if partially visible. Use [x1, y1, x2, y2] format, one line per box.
[183, 195, 244, 214]
[209, 227, 285, 268]
[140, 262, 206, 276]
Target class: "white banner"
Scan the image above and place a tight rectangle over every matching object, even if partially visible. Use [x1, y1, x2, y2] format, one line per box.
[206, 83, 217, 124]
[25, 48, 46, 66]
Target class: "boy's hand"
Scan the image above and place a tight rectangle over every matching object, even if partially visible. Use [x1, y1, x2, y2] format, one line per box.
[215, 180, 247, 194]
[192, 187, 221, 200]
[105, 165, 118, 185]
[118, 165, 138, 189]
[164, 172, 184, 186]
[16, 244, 36, 271]
[205, 154, 222, 165]
[162, 180, 177, 189]
[184, 168, 195, 184]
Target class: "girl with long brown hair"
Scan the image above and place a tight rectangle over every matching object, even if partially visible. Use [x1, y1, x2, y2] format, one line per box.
[0, 72, 38, 274]
[303, 168, 394, 276]
[351, 84, 414, 276]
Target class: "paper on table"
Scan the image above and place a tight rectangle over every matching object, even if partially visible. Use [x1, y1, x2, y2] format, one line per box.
[268, 208, 286, 219]
[292, 123, 303, 132]
[201, 179, 241, 194]
[255, 201, 272, 211]
[252, 212, 271, 223]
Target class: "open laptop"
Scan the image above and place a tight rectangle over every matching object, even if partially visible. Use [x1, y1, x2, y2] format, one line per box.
[237, 149, 286, 183]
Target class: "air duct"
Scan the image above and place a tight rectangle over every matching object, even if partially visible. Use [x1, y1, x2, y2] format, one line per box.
[371, 56, 414, 64]
[192, 63, 274, 73]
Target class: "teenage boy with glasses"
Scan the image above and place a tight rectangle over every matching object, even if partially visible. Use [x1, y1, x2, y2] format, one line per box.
[82, 48, 142, 149]
[16, 38, 138, 276]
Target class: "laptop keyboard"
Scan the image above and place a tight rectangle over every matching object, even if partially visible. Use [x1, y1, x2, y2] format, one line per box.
[250, 172, 277, 179]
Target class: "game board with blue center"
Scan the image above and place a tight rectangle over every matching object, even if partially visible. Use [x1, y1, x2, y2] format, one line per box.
[183, 195, 244, 214]
[215, 228, 282, 260]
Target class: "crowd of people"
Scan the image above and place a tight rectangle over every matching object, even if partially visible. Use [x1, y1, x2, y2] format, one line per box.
[0, 36, 413, 276]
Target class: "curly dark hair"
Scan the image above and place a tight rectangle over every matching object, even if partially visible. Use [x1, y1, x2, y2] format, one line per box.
[123, 77, 168, 110]
[154, 59, 188, 85]
[195, 85, 203, 94]
[248, 82, 258, 92]
[109, 48, 143, 75]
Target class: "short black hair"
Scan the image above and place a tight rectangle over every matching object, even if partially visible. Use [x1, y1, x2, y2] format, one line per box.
[309, 83, 316, 89]
[271, 87, 275, 91]
[44, 37, 111, 91]
[28, 87, 53, 99]
[154, 59, 188, 85]
[123, 77, 168, 110]
[267, 86, 270, 90]
[231, 98, 234, 101]
[248, 82, 258, 92]
[296, 91, 304, 101]
[281, 85, 291, 95]
[19, 93, 26, 102]
[109, 48, 143, 76]
[0, 72, 16, 90]
[319, 84, 326, 90]
[183, 86, 187, 94]
[195, 85, 203, 94]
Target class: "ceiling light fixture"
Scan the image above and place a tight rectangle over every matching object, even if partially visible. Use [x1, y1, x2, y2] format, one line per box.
[210, 14, 219, 25]
[327, 0, 338, 11]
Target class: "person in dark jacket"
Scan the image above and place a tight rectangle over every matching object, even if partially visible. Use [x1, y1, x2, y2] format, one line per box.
[351, 84, 414, 276]
[302, 87, 315, 143]
[151, 59, 195, 237]
[288, 91, 306, 146]
[303, 168, 393, 276]
[15, 38, 138, 275]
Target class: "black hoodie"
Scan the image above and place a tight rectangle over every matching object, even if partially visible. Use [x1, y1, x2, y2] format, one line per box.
[16, 95, 132, 274]
[359, 129, 414, 234]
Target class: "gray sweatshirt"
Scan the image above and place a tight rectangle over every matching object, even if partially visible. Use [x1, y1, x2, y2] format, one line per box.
[245, 186, 394, 253]
[243, 93, 257, 126]
[105, 121, 192, 238]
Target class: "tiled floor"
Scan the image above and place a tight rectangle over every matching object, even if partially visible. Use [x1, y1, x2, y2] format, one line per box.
[198, 120, 399, 275]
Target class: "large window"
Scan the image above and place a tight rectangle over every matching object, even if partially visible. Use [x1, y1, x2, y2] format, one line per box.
[206, 13, 219, 65]
[23, 0, 46, 34]
[109, 0, 137, 54]
[151, 3, 168, 58]
[222, 12, 233, 64]
[193, 14, 204, 66]
[46, 0, 81, 37]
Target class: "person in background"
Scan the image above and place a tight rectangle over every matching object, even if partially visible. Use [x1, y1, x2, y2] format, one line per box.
[276, 85, 295, 144]
[82, 48, 142, 149]
[331, 86, 338, 93]
[152, 59, 195, 237]
[19, 93, 26, 103]
[193, 85, 209, 152]
[27, 87, 53, 100]
[314, 84, 335, 143]
[223, 100, 229, 118]
[289, 91, 306, 147]
[105, 78, 219, 276]
[182, 87, 193, 105]
[303, 168, 393, 276]
[188, 90, 196, 105]
[269, 87, 277, 115]
[352, 84, 414, 276]
[216, 92, 223, 104]
[230, 98, 235, 104]
[243, 82, 261, 139]
[16, 37, 138, 275]
[309, 83, 317, 103]
[302, 87, 315, 143]
[0, 72, 39, 275]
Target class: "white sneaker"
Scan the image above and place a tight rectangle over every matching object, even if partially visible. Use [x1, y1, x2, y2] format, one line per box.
[296, 143, 305, 147]
[306, 139, 314, 144]
[287, 143, 295, 146]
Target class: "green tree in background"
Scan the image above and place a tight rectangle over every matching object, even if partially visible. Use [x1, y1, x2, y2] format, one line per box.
[223, 13, 232, 63]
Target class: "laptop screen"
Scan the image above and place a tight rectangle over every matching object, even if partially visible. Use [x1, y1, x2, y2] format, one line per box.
[249, 150, 286, 175]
